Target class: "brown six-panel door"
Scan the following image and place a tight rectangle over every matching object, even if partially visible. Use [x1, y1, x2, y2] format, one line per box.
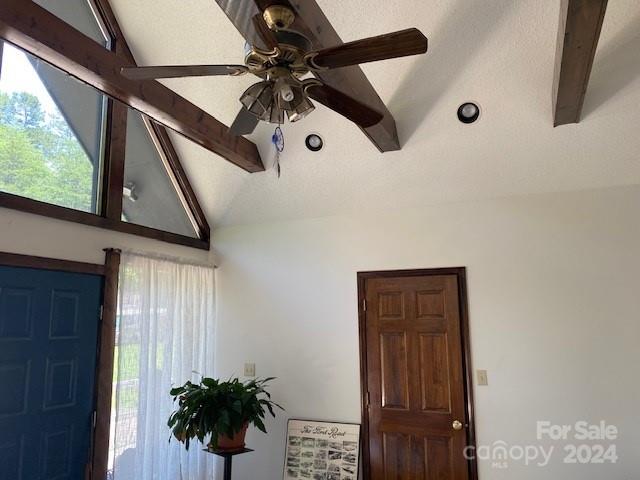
[360, 270, 474, 479]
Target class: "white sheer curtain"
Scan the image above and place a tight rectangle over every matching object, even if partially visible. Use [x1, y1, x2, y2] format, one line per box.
[109, 252, 216, 480]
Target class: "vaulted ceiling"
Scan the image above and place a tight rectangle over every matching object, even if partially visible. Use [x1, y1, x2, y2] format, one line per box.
[108, 0, 640, 227]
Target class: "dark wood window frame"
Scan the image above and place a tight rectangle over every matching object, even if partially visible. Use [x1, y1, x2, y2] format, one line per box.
[0, 248, 121, 480]
[357, 267, 478, 480]
[0, 0, 210, 250]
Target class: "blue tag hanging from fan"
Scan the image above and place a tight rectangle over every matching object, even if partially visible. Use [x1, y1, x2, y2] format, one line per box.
[271, 126, 285, 178]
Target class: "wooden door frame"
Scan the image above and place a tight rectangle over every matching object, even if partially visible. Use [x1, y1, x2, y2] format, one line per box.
[0, 250, 106, 275]
[0, 249, 121, 480]
[357, 267, 478, 480]
[91, 248, 121, 480]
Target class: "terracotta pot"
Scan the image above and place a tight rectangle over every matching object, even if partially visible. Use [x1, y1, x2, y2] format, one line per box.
[215, 422, 249, 451]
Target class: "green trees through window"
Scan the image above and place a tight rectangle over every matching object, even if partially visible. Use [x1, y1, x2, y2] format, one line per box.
[0, 90, 95, 211]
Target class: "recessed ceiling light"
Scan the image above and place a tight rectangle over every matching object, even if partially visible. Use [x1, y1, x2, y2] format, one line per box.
[305, 133, 323, 152]
[457, 102, 481, 124]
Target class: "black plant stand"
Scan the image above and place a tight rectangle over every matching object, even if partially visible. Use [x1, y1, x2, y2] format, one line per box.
[205, 448, 253, 480]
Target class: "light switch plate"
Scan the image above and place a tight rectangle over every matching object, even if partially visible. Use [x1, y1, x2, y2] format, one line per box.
[477, 369, 488, 386]
[244, 363, 256, 377]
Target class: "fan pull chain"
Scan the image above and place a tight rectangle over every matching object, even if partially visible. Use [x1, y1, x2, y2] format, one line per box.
[272, 125, 284, 178]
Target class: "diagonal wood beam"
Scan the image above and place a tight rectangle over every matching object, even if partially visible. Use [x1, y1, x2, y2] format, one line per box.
[0, 0, 264, 172]
[216, 0, 400, 152]
[553, 0, 608, 126]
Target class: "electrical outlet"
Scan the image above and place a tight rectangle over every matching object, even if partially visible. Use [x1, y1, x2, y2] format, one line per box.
[244, 363, 256, 377]
[477, 370, 488, 386]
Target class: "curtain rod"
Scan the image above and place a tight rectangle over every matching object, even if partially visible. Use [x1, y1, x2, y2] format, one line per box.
[119, 249, 218, 269]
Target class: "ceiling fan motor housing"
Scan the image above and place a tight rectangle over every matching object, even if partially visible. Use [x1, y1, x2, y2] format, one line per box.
[243, 29, 311, 79]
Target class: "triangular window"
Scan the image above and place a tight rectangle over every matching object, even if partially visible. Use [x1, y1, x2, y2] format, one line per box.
[122, 111, 199, 238]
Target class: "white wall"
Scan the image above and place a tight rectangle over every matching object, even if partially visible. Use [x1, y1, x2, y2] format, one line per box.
[0, 206, 211, 265]
[213, 185, 640, 480]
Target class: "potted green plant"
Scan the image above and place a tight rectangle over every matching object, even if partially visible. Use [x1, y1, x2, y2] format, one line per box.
[167, 376, 283, 451]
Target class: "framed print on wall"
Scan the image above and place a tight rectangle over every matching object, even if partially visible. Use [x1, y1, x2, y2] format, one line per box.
[283, 419, 361, 480]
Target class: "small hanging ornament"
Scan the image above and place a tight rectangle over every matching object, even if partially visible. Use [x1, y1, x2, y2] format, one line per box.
[271, 126, 285, 178]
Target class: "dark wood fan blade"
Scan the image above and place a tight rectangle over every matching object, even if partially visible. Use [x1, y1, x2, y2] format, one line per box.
[120, 65, 248, 80]
[307, 28, 428, 70]
[305, 83, 383, 127]
[252, 13, 279, 51]
[230, 107, 260, 136]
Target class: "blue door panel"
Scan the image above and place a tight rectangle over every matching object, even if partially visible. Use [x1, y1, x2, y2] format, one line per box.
[0, 266, 103, 480]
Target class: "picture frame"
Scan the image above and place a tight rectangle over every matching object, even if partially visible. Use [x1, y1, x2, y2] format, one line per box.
[283, 419, 361, 480]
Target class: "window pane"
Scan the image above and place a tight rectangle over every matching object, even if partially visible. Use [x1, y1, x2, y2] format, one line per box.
[0, 43, 105, 212]
[34, 0, 109, 47]
[122, 111, 198, 237]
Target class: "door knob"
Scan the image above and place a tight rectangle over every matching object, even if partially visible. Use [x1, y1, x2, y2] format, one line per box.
[452, 420, 464, 431]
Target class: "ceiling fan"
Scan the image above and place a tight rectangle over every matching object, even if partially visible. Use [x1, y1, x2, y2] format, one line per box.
[120, 5, 428, 136]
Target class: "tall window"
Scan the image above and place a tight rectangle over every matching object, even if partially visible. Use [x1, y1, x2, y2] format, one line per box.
[0, 0, 109, 212]
[109, 253, 216, 480]
[0, 42, 106, 212]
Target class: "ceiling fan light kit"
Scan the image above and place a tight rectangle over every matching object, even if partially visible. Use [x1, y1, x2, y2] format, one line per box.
[120, 4, 429, 136]
[240, 77, 315, 124]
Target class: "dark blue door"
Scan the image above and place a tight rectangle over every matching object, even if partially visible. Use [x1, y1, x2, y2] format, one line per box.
[0, 265, 103, 479]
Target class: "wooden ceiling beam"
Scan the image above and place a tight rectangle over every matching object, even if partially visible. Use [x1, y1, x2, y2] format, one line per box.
[553, 0, 608, 126]
[216, 0, 401, 152]
[0, 0, 265, 172]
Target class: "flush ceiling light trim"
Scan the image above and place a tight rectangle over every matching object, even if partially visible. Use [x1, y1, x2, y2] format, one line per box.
[305, 133, 323, 152]
[457, 102, 481, 124]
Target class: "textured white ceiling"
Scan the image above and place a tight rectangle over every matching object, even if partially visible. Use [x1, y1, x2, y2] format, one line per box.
[108, 0, 640, 228]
